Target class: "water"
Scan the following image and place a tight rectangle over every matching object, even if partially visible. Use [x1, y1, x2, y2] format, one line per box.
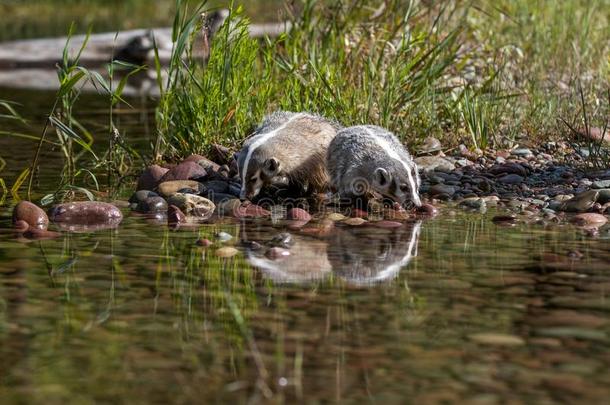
[2, 93, 610, 403]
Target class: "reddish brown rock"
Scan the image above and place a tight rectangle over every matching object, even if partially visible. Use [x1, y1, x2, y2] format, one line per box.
[13, 201, 49, 230]
[195, 238, 212, 247]
[234, 204, 271, 219]
[266, 247, 291, 260]
[13, 220, 29, 233]
[168, 205, 187, 225]
[137, 164, 169, 191]
[183, 154, 221, 172]
[49, 202, 123, 227]
[570, 213, 608, 228]
[210, 144, 233, 165]
[287, 208, 312, 222]
[159, 161, 207, 182]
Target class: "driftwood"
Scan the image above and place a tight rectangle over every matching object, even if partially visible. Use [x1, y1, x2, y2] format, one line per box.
[0, 12, 290, 95]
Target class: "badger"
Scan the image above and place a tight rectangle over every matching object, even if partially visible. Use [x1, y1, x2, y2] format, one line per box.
[236, 111, 340, 200]
[327, 125, 422, 207]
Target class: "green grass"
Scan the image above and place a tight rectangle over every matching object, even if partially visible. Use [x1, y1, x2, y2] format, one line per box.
[154, 0, 610, 159]
[1, 0, 609, 200]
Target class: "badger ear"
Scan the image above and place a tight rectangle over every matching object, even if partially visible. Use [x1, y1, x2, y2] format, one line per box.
[262, 157, 281, 177]
[373, 167, 391, 187]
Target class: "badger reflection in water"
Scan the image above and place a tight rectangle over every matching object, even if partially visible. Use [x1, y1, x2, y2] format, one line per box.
[326, 221, 422, 284]
[243, 221, 421, 285]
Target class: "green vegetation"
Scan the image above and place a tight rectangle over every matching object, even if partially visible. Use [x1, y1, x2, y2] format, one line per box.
[0, 0, 608, 199]
[155, 0, 609, 158]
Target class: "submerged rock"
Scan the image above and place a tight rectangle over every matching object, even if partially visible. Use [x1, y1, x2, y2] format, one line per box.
[159, 161, 207, 182]
[570, 213, 608, 228]
[416, 203, 439, 217]
[560, 190, 599, 212]
[265, 247, 291, 260]
[157, 180, 203, 198]
[167, 193, 215, 219]
[49, 201, 123, 228]
[215, 231, 233, 242]
[13, 201, 49, 230]
[13, 220, 30, 233]
[216, 246, 239, 258]
[136, 196, 167, 213]
[137, 164, 169, 191]
[286, 207, 312, 222]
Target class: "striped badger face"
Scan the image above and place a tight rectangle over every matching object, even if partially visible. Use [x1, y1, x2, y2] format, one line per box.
[372, 162, 422, 208]
[238, 155, 281, 200]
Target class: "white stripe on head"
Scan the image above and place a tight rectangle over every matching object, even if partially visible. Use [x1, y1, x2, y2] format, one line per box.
[240, 113, 305, 195]
[364, 127, 422, 207]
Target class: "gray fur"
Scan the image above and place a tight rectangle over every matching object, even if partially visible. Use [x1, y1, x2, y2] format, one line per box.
[236, 111, 341, 200]
[327, 125, 422, 207]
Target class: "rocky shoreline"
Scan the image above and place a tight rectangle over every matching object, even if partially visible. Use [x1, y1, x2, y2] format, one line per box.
[11, 140, 610, 243]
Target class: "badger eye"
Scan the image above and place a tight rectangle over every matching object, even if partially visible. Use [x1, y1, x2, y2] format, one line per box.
[400, 184, 410, 192]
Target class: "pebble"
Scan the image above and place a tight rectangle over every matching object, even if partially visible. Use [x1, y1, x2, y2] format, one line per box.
[344, 217, 366, 226]
[215, 247, 239, 258]
[492, 214, 517, 225]
[591, 180, 610, 189]
[286, 207, 312, 222]
[167, 205, 187, 225]
[157, 180, 203, 198]
[429, 184, 456, 197]
[233, 204, 271, 219]
[136, 164, 169, 191]
[167, 193, 216, 219]
[560, 190, 599, 212]
[269, 232, 293, 248]
[159, 161, 207, 182]
[416, 203, 439, 217]
[570, 213, 608, 227]
[327, 213, 346, 221]
[12, 200, 49, 230]
[216, 198, 242, 217]
[49, 202, 122, 227]
[215, 231, 233, 242]
[195, 238, 213, 247]
[136, 196, 168, 213]
[414, 155, 456, 172]
[511, 148, 533, 157]
[417, 136, 442, 155]
[459, 197, 487, 211]
[498, 174, 524, 184]
[469, 333, 525, 346]
[265, 247, 291, 260]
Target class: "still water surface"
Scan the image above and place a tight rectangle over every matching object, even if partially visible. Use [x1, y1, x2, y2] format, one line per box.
[1, 89, 610, 403]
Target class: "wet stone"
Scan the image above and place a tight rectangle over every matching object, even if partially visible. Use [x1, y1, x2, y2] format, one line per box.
[157, 180, 203, 198]
[498, 174, 524, 184]
[167, 205, 187, 225]
[344, 217, 367, 226]
[13, 220, 29, 233]
[233, 204, 271, 219]
[159, 161, 207, 182]
[201, 180, 229, 195]
[13, 200, 49, 230]
[195, 238, 212, 247]
[286, 208, 311, 222]
[429, 184, 456, 197]
[492, 214, 517, 225]
[24, 228, 61, 240]
[416, 203, 439, 217]
[49, 201, 122, 227]
[216, 198, 242, 216]
[489, 162, 527, 177]
[136, 196, 167, 213]
[265, 247, 291, 260]
[167, 193, 215, 219]
[560, 190, 599, 212]
[215, 247, 239, 258]
[215, 231, 233, 242]
[459, 197, 486, 211]
[592, 180, 610, 189]
[269, 232, 293, 248]
[570, 213, 608, 227]
[370, 220, 403, 228]
[137, 164, 169, 191]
